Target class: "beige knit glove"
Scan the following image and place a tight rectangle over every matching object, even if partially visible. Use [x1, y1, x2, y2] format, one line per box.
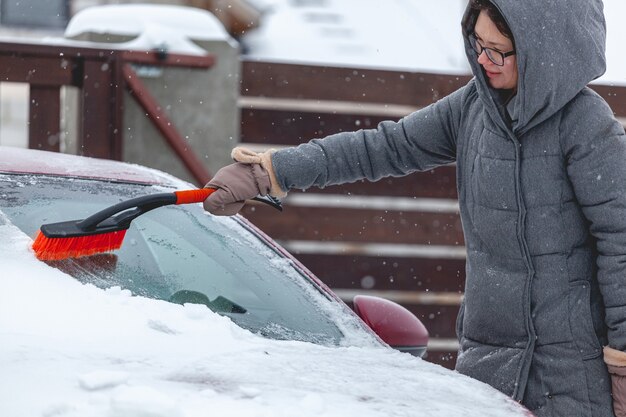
[230, 147, 286, 198]
[604, 346, 626, 417]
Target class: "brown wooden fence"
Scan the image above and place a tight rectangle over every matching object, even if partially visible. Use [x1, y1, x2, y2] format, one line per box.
[238, 61, 470, 367]
[238, 60, 626, 368]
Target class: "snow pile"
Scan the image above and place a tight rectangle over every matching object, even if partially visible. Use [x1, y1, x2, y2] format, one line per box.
[65, 4, 230, 41]
[0, 215, 528, 417]
[50, 4, 236, 55]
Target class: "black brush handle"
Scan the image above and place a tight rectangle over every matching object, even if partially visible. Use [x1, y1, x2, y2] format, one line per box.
[77, 193, 177, 232]
[40, 189, 283, 239]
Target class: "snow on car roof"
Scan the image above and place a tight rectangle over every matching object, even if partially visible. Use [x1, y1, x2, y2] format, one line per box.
[0, 146, 188, 187]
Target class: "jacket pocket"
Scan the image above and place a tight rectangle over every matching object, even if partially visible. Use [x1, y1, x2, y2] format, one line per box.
[568, 280, 602, 360]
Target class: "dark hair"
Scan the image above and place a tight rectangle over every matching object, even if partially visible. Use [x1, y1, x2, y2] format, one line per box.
[470, 0, 513, 41]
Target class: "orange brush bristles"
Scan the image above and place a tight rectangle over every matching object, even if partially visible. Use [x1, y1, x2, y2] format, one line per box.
[32, 229, 127, 261]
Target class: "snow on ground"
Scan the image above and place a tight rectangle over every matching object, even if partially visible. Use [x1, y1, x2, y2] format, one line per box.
[0, 215, 528, 417]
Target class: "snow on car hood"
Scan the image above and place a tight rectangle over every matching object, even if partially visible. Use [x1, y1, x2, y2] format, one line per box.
[0, 217, 528, 417]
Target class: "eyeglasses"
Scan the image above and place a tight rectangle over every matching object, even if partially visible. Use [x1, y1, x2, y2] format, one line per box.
[468, 33, 515, 66]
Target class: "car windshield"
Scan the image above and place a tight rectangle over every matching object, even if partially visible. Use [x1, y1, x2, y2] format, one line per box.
[0, 173, 372, 346]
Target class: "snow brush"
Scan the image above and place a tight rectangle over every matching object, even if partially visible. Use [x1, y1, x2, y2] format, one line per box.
[32, 188, 282, 261]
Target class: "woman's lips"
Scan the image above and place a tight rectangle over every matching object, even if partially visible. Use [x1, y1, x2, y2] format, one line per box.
[485, 70, 499, 78]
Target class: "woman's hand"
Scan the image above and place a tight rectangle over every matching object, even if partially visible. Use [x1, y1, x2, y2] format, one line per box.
[203, 147, 285, 216]
[203, 162, 271, 215]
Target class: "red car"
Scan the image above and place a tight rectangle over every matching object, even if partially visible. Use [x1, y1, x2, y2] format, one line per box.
[0, 146, 427, 353]
[0, 146, 534, 417]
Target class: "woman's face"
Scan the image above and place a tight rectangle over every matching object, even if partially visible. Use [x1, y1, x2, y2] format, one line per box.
[474, 10, 518, 91]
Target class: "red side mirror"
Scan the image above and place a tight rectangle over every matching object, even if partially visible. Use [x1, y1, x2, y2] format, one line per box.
[353, 295, 429, 357]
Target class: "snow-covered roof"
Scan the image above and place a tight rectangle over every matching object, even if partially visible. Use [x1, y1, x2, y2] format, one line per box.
[242, 0, 626, 86]
[65, 4, 230, 42]
[58, 4, 236, 55]
[243, 0, 469, 75]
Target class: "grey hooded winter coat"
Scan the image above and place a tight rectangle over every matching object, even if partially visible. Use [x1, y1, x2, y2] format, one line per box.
[270, 1, 626, 416]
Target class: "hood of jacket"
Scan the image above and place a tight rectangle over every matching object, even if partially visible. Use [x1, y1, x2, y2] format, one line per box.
[462, 0, 607, 135]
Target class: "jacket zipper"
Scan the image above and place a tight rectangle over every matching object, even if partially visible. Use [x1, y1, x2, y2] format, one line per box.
[508, 132, 537, 402]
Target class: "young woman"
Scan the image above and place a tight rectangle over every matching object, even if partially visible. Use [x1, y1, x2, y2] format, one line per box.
[203, 1, 626, 415]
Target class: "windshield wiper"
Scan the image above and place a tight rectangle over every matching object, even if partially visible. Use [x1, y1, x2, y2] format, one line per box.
[168, 290, 246, 314]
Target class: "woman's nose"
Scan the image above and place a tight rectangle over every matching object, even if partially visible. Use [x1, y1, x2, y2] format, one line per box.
[477, 50, 489, 65]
